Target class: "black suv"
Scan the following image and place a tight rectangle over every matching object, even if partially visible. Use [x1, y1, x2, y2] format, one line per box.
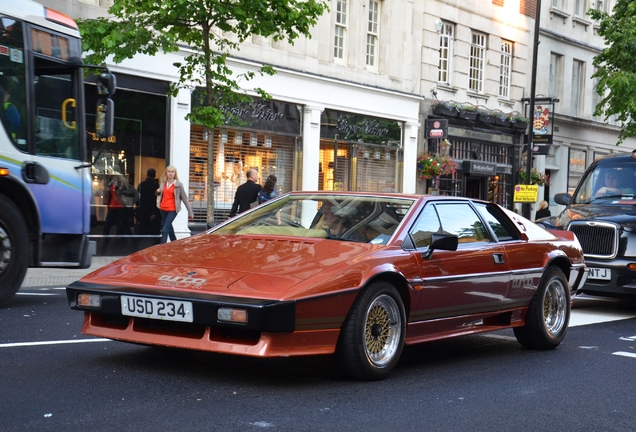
[539, 151, 636, 298]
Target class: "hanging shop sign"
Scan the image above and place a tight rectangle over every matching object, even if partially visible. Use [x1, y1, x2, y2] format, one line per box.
[531, 103, 554, 144]
[425, 118, 448, 139]
[320, 109, 402, 145]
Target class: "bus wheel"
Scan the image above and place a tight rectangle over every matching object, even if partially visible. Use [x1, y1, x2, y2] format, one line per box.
[0, 195, 28, 307]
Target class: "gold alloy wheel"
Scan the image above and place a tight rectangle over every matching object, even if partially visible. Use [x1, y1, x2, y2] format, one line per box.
[363, 294, 402, 367]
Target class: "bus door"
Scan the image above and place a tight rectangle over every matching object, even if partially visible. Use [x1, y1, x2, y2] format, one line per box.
[27, 25, 90, 262]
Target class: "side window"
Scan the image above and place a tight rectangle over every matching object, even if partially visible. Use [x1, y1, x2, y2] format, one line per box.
[33, 58, 80, 160]
[0, 16, 27, 151]
[475, 203, 520, 241]
[409, 204, 441, 248]
[435, 203, 490, 243]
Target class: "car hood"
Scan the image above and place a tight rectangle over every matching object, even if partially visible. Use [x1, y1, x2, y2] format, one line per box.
[80, 234, 382, 299]
[557, 202, 636, 227]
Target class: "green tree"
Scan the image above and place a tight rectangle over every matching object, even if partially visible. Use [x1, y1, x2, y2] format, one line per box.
[80, 0, 328, 224]
[589, 2, 636, 144]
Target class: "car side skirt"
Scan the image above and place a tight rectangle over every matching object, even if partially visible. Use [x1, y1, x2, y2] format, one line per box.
[404, 306, 528, 345]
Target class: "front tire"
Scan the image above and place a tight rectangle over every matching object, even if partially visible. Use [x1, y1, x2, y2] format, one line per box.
[336, 281, 406, 381]
[0, 195, 29, 307]
[514, 267, 570, 349]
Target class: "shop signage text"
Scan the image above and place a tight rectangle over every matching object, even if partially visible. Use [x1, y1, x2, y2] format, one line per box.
[321, 109, 402, 145]
[462, 160, 497, 176]
[449, 126, 513, 145]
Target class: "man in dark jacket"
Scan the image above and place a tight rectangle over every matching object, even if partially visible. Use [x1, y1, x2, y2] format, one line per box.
[229, 168, 262, 217]
[136, 168, 161, 234]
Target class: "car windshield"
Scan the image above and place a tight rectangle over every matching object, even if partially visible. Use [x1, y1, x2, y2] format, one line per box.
[211, 194, 415, 244]
[573, 163, 636, 204]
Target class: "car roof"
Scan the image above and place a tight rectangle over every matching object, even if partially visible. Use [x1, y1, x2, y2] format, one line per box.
[595, 151, 636, 164]
[286, 191, 488, 204]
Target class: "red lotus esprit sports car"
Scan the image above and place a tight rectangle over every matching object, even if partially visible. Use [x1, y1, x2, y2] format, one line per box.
[67, 192, 587, 380]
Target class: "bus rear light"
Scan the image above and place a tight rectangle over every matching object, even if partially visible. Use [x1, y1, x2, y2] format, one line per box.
[44, 8, 78, 30]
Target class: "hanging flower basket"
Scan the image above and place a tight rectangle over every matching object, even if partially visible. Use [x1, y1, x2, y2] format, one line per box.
[432, 101, 459, 117]
[458, 103, 478, 120]
[417, 152, 458, 180]
[476, 106, 496, 124]
[518, 168, 550, 186]
[509, 112, 528, 130]
[493, 110, 510, 126]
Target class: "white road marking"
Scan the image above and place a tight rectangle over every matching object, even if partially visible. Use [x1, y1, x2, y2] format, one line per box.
[0, 338, 111, 348]
[15, 292, 60, 296]
[612, 351, 636, 359]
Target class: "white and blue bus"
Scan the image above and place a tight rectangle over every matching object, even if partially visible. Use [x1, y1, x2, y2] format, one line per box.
[0, 1, 115, 306]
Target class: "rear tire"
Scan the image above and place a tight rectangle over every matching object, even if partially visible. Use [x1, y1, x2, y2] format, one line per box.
[336, 281, 405, 381]
[514, 267, 570, 349]
[0, 195, 29, 307]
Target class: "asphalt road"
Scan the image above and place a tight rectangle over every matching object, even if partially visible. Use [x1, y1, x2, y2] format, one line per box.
[1, 281, 635, 432]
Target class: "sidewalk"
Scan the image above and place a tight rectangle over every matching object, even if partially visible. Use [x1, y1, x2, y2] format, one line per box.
[21, 256, 123, 288]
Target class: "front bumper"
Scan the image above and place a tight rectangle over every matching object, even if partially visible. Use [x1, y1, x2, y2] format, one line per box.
[578, 258, 636, 297]
[66, 281, 296, 333]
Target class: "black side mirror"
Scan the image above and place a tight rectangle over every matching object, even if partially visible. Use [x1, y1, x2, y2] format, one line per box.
[95, 97, 114, 138]
[554, 193, 571, 206]
[422, 233, 458, 259]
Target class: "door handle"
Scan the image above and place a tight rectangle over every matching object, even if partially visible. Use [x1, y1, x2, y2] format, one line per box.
[492, 253, 505, 264]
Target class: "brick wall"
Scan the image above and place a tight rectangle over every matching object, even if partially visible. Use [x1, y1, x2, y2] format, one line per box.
[493, 0, 504, 6]
[520, 0, 537, 17]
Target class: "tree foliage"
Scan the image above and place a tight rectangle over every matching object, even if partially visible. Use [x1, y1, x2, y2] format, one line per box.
[79, 0, 328, 128]
[589, 1, 636, 144]
[79, 0, 328, 225]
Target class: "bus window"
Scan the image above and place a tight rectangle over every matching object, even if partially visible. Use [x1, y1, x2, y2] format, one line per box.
[33, 56, 80, 160]
[0, 16, 27, 151]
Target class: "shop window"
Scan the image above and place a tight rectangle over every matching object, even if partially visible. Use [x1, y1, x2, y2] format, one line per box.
[189, 125, 295, 224]
[319, 141, 402, 192]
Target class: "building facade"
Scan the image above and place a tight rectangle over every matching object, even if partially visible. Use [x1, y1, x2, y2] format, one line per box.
[535, 0, 636, 218]
[33, 0, 612, 251]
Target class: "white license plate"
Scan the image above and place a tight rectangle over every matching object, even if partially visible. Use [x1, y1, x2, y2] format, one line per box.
[588, 267, 611, 281]
[121, 295, 193, 323]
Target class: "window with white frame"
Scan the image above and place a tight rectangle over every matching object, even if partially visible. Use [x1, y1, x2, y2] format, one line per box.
[366, 0, 380, 69]
[594, 0, 605, 12]
[469, 32, 486, 93]
[499, 40, 512, 98]
[575, 0, 587, 16]
[571, 60, 585, 117]
[592, 71, 600, 119]
[552, 0, 562, 9]
[334, 0, 348, 61]
[549, 53, 563, 98]
[438, 22, 454, 85]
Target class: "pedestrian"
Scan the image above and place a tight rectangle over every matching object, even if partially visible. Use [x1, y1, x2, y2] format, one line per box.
[229, 168, 262, 217]
[136, 168, 161, 234]
[156, 165, 193, 244]
[535, 200, 551, 220]
[257, 175, 279, 204]
[0, 76, 21, 139]
[102, 175, 135, 235]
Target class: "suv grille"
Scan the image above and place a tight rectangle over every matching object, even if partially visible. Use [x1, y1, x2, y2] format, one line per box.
[568, 222, 618, 258]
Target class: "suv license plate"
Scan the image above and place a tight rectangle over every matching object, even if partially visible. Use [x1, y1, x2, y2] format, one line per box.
[121, 295, 193, 322]
[588, 267, 611, 281]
